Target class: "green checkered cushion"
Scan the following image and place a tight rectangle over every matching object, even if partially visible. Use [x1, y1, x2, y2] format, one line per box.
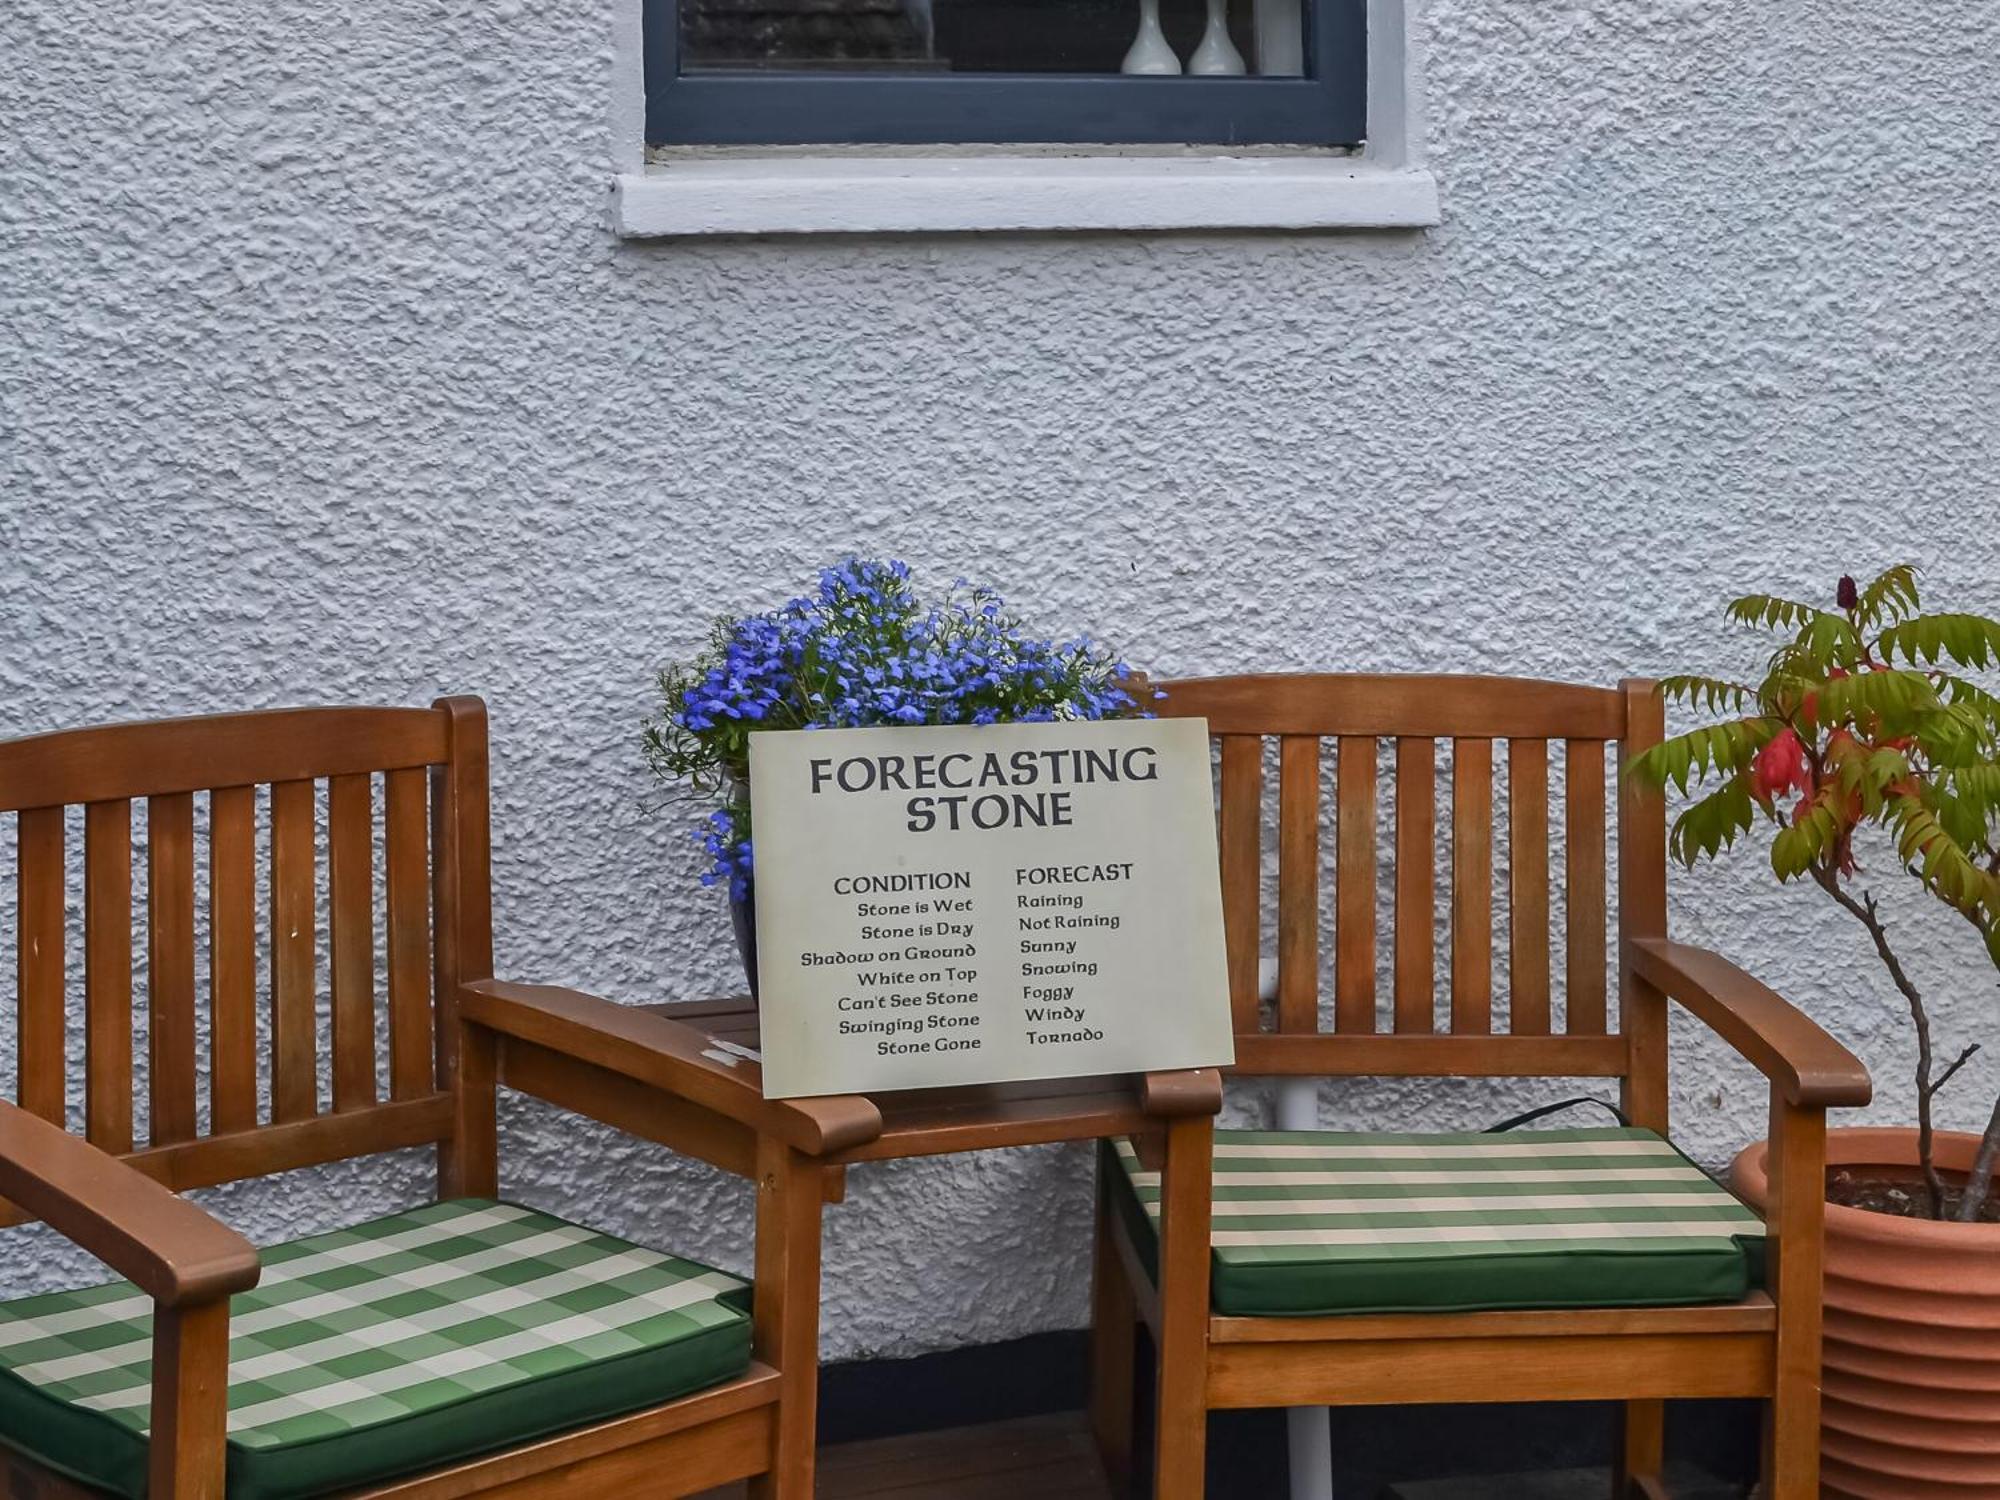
[1109, 1126, 1767, 1316]
[0, 1198, 752, 1500]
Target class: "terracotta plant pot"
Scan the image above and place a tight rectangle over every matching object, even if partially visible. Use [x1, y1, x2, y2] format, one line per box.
[1733, 1127, 2000, 1499]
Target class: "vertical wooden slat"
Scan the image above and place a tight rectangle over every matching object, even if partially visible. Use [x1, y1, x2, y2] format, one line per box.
[432, 696, 493, 1198]
[1218, 736, 1263, 1036]
[430, 764, 452, 1097]
[432, 697, 494, 1136]
[1508, 739, 1552, 1035]
[446, 1016, 499, 1199]
[147, 793, 198, 1146]
[84, 801, 134, 1152]
[328, 773, 377, 1113]
[1275, 736, 1319, 1034]
[208, 786, 258, 1134]
[16, 808, 66, 1123]
[270, 779, 318, 1123]
[1565, 739, 1609, 1035]
[1393, 738, 1436, 1033]
[1619, 681, 1670, 1130]
[384, 767, 433, 1100]
[1450, 738, 1494, 1035]
[1335, 736, 1377, 1034]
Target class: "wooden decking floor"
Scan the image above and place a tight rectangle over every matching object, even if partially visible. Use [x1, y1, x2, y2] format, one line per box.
[698, 1411, 1115, 1499]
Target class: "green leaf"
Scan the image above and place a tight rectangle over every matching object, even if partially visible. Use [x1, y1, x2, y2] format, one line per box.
[1669, 775, 1756, 868]
[1916, 700, 1994, 767]
[1887, 795, 1991, 913]
[1768, 782, 1839, 880]
[1725, 591, 1864, 671]
[1762, 621, 1862, 684]
[1771, 817, 1822, 880]
[1627, 717, 1780, 795]
[1727, 594, 1846, 636]
[1827, 738, 1911, 819]
[1946, 764, 2000, 820]
[1938, 674, 2000, 738]
[1878, 613, 2000, 672]
[1930, 765, 2000, 852]
[1815, 668, 1940, 729]
[1854, 563, 1922, 629]
[1928, 783, 1989, 854]
[1659, 675, 1755, 714]
[1754, 668, 1823, 719]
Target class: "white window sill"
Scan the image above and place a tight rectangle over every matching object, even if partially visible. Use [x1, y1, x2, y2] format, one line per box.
[611, 155, 1440, 238]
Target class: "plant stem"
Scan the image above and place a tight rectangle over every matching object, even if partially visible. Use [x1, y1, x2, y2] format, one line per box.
[1814, 865, 1949, 1218]
[1883, 864, 2000, 1221]
[1960, 1094, 2000, 1223]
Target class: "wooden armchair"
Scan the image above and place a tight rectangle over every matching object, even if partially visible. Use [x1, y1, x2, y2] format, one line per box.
[0, 698, 880, 1499]
[1089, 674, 1872, 1500]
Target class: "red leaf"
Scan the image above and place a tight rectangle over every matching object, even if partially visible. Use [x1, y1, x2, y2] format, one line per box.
[1752, 728, 1811, 802]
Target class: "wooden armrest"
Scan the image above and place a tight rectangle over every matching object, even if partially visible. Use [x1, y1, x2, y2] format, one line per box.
[1629, 937, 1873, 1109]
[1140, 1069, 1223, 1118]
[0, 1101, 259, 1306]
[460, 979, 884, 1157]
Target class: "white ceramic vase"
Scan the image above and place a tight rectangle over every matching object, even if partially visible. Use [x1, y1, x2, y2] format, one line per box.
[1121, 0, 1182, 74]
[1188, 0, 1245, 75]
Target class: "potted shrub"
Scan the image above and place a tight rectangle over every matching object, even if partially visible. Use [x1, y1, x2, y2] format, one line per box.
[644, 557, 1146, 995]
[1629, 565, 2000, 1497]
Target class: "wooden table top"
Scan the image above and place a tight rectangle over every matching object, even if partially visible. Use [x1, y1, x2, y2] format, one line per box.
[647, 997, 1160, 1165]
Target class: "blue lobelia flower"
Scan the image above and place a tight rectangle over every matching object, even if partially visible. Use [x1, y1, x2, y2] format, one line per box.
[647, 558, 1145, 891]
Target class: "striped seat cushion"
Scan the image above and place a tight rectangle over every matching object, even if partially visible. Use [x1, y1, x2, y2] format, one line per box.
[1109, 1127, 1766, 1316]
[0, 1199, 752, 1500]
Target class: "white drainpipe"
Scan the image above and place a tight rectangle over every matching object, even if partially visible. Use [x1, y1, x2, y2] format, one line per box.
[1257, 957, 1336, 1500]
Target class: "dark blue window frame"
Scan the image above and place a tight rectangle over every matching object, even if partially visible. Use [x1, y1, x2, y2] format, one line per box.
[644, 0, 1366, 147]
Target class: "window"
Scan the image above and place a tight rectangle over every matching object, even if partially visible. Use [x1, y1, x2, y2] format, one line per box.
[644, 0, 1366, 147]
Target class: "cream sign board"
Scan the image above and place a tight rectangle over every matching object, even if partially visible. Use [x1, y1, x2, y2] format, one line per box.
[748, 718, 1234, 1098]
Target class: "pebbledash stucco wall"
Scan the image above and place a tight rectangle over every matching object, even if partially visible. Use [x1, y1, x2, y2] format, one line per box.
[3, 0, 1998, 1362]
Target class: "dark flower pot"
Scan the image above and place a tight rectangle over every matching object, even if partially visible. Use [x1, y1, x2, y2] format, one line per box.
[729, 885, 759, 1001]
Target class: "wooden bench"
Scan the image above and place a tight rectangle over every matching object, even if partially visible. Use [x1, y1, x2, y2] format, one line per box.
[0, 698, 870, 1498]
[1089, 674, 1871, 1500]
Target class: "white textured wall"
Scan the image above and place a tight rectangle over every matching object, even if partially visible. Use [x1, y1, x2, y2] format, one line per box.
[3, 0, 1997, 1361]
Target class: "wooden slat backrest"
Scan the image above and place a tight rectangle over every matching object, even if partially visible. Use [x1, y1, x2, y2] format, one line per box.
[1449, 737, 1494, 1036]
[328, 773, 377, 1114]
[1508, 739, 1553, 1035]
[1217, 737, 1262, 1035]
[0, 703, 487, 1226]
[1564, 739, 1610, 1036]
[1275, 737, 1318, 1035]
[16, 807, 64, 1125]
[209, 785, 258, 1134]
[270, 777, 319, 1125]
[148, 792, 198, 1146]
[84, 801, 134, 1152]
[430, 698, 495, 1115]
[1159, 674, 1649, 1081]
[1334, 738, 1377, 1035]
[1392, 738, 1435, 1033]
[384, 768, 434, 1101]
[1618, 681, 1670, 1126]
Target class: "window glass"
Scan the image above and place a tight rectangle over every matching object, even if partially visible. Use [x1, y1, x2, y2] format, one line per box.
[680, 0, 1286, 77]
[645, 0, 1358, 147]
